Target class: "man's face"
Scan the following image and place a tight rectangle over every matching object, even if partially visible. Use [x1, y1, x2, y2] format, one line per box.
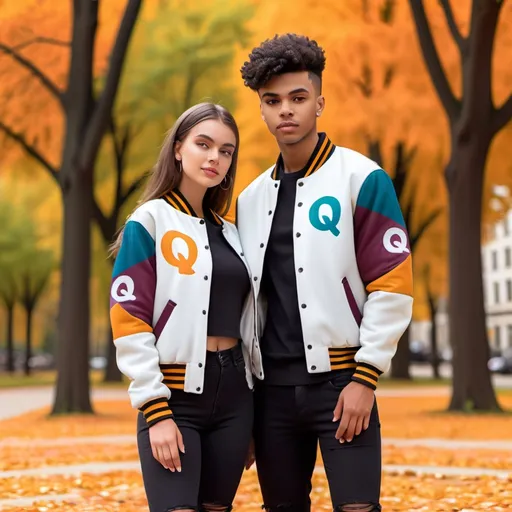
[258, 71, 324, 145]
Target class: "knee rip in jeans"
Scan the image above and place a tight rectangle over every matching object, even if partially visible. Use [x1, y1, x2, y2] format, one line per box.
[166, 507, 197, 512]
[261, 504, 301, 511]
[200, 503, 233, 512]
[335, 504, 381, 512]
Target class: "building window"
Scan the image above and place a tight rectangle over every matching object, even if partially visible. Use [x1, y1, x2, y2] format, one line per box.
[508, 280, 512, 302]
[496, 326, 502, 349]
[494, 282, 500, 304]
[506, 248, 511, 268]
[492, 250, 498, 270]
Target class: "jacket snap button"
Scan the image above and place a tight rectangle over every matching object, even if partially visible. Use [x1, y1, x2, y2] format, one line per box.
[204, 275, 208, 280]
[307, 345, 312, 350]
[298, 182, 304, 187]
[296, 232, 301, 237]
[260, 243, 264, 248]
[311, 365, 316, 370]
[253, 276, 258, 281]
[205, 245, 209, 250]
[298, 267, 303, 273]
[200, 219, 205, 224]
[301, 304, 307, 309]
[202, 310, 206, 315]
[274, 183, 278, 188]
[198, 363, 203, 368]
[298, 202, 303, 207]
[240, 252, 244, 257]
[268, 210, 272, 215]
[196, 387, 201, 392]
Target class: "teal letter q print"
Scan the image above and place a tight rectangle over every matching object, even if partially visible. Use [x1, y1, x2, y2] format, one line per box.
[309, 196, 342, 237]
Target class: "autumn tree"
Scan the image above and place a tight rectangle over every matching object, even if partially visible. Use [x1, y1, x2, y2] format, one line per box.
[408, 0, 512, 411]
[93, 0, 253, 381]
[0, 0, 142, 412]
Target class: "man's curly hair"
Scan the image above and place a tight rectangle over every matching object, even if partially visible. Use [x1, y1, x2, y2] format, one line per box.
[240, 34, 326, 91]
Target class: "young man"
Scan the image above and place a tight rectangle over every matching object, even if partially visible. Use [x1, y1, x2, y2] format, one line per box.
[236, 34, 413, 512]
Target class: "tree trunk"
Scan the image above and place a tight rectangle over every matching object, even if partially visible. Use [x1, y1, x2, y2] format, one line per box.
[427, 295, 440, 379]
[391, 327, 411, 379]
[5, 305, 15, 373]
[52, 168, 94, 414]
[447, 137, 500, 411]
[24, 305, 33, 376]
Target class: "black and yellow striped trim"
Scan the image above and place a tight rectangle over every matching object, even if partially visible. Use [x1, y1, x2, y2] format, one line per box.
[271, 133, 336, 180]
[351, 363, 383, 391]
[163, 189, 223, 225]
[139, 397, 173, 427]
[160, 363, 187, 390]
[163, 189, 197, 216]
[328, 347, 359, 371]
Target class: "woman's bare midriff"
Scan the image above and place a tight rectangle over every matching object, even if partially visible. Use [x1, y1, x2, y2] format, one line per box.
[206, 336, 239, 352]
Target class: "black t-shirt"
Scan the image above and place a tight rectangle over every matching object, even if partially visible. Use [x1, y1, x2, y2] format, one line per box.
[206, 216, 251, 339]
[260, 134, 338, 385]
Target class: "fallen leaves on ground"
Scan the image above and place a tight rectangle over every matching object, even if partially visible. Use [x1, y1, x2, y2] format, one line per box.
[0, 402, 137, 441]
[2, 395, 512, 442]
[1, 470, 512, 511]
[379, 395, 512, 440]
[0, 444, 138, 471]
[2, 442, 512, 472]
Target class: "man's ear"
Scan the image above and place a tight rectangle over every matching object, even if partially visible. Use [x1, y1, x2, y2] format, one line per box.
[316, 95, 325, 117]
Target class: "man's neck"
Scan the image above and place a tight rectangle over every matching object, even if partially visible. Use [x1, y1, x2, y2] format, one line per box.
[279, 129, 319, 174]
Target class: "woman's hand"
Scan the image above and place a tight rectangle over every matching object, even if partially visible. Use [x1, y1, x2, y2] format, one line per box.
[149, 418, 185, 472]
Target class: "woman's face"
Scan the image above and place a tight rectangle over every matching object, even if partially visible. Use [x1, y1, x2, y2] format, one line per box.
[175, 119, 237, 191]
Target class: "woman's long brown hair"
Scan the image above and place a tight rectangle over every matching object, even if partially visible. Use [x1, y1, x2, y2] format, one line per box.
[110, 102, 240, 257]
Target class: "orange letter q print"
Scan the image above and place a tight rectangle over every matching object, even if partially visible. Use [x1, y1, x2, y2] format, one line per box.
[161, 231, 198, 275]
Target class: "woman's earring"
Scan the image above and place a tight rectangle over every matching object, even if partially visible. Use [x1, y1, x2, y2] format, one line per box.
[316, 111, 321, 117]
[176, 159, 182, 173]
[220, 174, 233, 191]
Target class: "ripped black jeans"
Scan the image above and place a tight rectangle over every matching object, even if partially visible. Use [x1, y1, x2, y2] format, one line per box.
[137, 344, 253, 512]
[254, 372, 382, 512]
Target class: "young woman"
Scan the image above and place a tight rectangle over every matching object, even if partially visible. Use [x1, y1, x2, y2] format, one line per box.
[110, 103, 255, 512]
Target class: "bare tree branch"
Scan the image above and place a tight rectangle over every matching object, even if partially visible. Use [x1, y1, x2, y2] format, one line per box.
[492, 93, 512, 134]
[121, 172, 148, 205]
[80, 0, 142, 170]
[13, 37, 71, 51]
[408, 0, 460, 122]
[0, 121, 59, 185]
[411, 207, 444, 249]
[439, 0, 466, 53]
[0, 43, 63, 102]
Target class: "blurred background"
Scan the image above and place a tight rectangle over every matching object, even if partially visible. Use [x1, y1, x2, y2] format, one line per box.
[0, 0, 511, 415]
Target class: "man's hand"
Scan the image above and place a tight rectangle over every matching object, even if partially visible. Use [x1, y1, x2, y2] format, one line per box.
[149, 418, 185, 472]
[245, 437, 255, 470]
[333, 381, 374, 443]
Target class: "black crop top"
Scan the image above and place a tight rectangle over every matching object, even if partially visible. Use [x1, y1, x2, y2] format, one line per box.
[205, 216, 251, 338]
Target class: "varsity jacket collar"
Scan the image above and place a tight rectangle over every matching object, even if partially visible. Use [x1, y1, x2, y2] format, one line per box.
[271, 132, 336, 180]
[163, 189, 223, 226]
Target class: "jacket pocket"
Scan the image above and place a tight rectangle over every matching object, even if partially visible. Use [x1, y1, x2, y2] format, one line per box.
[342, 277, 362, 327]
[154, 300, 177, 341]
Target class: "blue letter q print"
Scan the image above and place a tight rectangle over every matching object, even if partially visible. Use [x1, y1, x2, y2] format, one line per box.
[309, 196, 342, 237]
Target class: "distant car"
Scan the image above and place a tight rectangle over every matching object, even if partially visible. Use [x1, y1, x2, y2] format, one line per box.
[409, 340, 430, 363]
[488, 348, 512, 374]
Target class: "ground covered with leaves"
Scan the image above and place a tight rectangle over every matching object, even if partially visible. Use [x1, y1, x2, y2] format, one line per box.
[0, 393, 511, 511]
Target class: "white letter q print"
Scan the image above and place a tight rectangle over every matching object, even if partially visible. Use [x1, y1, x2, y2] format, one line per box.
[111, 275, 137, 302]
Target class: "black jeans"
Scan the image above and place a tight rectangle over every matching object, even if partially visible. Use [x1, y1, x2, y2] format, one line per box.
[254, 372, 381, 512]
[137, 344, 254, 512]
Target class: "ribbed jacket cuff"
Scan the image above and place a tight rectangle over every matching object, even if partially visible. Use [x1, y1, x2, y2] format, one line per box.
[351, 363, 383, 390]
[139, 397, 173, 427]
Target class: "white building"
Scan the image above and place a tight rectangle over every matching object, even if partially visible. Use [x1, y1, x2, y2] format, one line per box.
[482, 210, 512, 352]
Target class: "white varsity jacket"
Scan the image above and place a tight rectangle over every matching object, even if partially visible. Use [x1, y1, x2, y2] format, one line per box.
[110, 189, 256, 425]
[236, 134, 413, 390]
